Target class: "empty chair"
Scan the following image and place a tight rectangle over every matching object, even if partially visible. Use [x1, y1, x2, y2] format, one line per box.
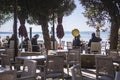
[90, 42, 101, 54]
[5, 48, 14, 59]
[66, 48, 81, 75]
[61, 41, 65, 49]
[66, 41, 73, 49]
[95, 56, 115, 80]
[9, 40, 19, 49]
[0, 54, 12, 69]
[17, 60, 37, 80]
[9, 40, 14, 49]
[28, 41, 32, 52]
[0, 70, 17, 80]
[71, 64, 83, 80]
[107, 49, 120, 68]
[107, 49, 119, 59]
[101, 41, 108, 54]
[51, 41, 58, 50]
[39, 55, 65, 80]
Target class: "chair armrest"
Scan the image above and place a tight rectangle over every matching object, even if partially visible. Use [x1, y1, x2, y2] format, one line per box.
[70, 64, 80, 70]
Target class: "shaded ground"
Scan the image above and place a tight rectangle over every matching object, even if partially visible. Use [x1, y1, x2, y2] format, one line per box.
[36, 68, 96, 80]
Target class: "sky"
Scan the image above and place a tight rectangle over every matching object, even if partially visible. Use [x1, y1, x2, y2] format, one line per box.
[0, 0, 96, 32]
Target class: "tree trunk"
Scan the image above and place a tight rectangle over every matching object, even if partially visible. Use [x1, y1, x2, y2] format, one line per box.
[40, 17, 51, 50]
[110, 16, 119, 49]
[101, 0, 120, 49]
[13, 0, 18, 60]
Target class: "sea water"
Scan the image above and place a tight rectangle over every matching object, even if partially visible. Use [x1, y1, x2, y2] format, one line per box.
[0, 31, 109, 44]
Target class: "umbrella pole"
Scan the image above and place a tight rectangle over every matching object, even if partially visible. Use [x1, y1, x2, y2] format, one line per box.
[30, 27, 32, 40]
[59, 39, 61, 46]
[52, 12, 55, 50]
[21, 37, 23, 51]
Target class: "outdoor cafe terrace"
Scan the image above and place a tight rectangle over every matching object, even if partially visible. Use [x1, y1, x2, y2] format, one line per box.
[0, 40, 120, 80]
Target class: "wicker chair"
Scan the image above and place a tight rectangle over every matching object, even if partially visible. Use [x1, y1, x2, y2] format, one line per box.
[107, 49, 119, 59]
[95, 56, 115, 80]
[39, 55, 65, 80]
[17, 60, 37, 80]
[66, 48, 81, 75]
[0, 70, 17, 80]
[0, 50, 21, 70]
[5, 48, 14, 59]
[71, 64, 83, 80]
[0, 54, 12, 69]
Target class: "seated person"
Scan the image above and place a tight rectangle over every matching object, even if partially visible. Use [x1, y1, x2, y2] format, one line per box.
[22, 37, 29, 51]
[88, 32, 102, 53]
[31, 34, 40, 52]
[72, 35, 82, 49]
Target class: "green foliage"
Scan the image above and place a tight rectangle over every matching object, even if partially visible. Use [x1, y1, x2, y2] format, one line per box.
[80, 0, 110, 29]
[0, 13, 12, 25]
[80, 0, 120, 49]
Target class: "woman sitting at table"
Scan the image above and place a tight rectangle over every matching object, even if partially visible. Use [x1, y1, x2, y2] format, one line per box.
[72, 35, 82, 49]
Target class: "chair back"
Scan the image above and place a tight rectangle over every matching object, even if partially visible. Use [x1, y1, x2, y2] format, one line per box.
[71, 64, 83, 80]
[9, 40, 14, 49]
[0, 70, 17, 80]
[44, 55, 64, 79]
[5, 48, 14, 59]
[90, 42, 101, 54]
[38, 40, 44, 48]
[66, 48, 81, 75]
[51, 41, 58, 50]
[67, 48, 81, 65]
[66, 41, 73, 49]
[9, 40, 19, 49]
[61, 41, 65, 49]
[28, 41, 32, 52]
[21, 60, 37, 77]
[95, 56, 115, 80]
[0, 55, 12, 69]
[107, 49, 119, 59]
[46, 55, 64, 73]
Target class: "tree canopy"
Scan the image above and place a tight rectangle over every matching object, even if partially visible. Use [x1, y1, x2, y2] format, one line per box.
[0, 0, 76, 50]
[80, 0, 120, 49]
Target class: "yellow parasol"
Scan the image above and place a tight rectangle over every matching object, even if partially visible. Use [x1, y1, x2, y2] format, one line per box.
[72, 29, 80, 37]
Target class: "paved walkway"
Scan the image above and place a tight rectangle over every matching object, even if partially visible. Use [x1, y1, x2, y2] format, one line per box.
[63, 68, 96, 80]
[36, 68, 96, 80]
